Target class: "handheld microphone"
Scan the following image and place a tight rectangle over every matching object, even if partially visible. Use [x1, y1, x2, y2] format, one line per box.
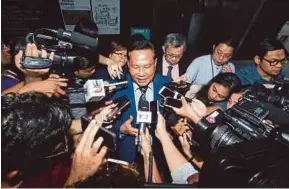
[137, 102, 153, 152]
[84, 80, 129, 102]
[84, 79, 106, 102]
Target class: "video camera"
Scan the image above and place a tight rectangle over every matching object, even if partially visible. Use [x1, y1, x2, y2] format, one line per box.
[243, 80, 289, 113]
[16, 28, 99, 77]
[189, 81, 289, 187]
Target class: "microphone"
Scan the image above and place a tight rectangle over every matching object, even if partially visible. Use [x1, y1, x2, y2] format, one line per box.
[56, 28, 98, 50]
[84, 80, 128, 102]
[137, 101, 154, 152]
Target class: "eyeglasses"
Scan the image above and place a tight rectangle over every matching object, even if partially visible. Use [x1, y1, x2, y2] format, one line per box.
[165, 52, 183, 59]
[213, 49, 232, 60]
[113, 52, 127, 58]
[45, 134, 69, 159]
[262, 57, 288, 66]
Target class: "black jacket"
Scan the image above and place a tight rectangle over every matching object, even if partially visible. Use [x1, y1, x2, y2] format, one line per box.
[156, 53, 192, 77]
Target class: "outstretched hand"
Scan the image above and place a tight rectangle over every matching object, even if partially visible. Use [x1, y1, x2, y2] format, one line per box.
[167, 97, 207, 123]
[65, 119, 107, 186]
[120, 115, 138, 136]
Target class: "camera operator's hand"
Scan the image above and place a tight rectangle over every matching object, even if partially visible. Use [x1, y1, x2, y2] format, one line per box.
[15, 43, 54, 81]
[106, 58, 123, 80]
[120, 115, 138, 136]
[65, 119, 107, 187]
[155, 112, 170, 141]
[170, 97, 207, 124]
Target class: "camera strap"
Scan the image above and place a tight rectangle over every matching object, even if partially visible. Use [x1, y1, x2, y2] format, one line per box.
[21, 56, 52, 69]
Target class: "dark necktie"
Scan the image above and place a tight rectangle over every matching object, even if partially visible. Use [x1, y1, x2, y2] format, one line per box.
[167, 65, 173, 78]
[138, 87, 149, 111]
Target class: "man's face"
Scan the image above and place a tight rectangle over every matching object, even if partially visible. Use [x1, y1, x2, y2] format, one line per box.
[255, 49, 286, 77]
[212, 43, 234, 65]
[109, 49, 128, 67]
[163, 45, 185, 65]
[207, 82, 230, 102]
[128, 49, 156, 87]
[227, 92, 242, 109]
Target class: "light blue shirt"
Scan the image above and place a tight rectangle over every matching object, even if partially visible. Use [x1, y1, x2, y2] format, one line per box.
[185, 54, 235, 85]
[133, 82, 154, 110]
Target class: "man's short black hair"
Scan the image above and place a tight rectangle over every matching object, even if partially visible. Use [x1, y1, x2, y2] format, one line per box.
[128, 40, 155, 59]
[256, 38, 287, 58]
[2, 92, 72, 176]
[213, 35, 238, 50]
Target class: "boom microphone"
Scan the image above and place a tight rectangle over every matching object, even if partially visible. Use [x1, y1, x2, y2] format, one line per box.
[56, 28, 98, 50]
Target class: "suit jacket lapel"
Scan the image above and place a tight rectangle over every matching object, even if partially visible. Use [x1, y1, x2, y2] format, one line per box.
[126, 75, 137, 127]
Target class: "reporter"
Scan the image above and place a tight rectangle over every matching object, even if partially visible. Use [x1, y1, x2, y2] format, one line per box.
[186, 73, 241, 106]
[95, 40, 128, 81]
[1, 43, 65, 96]
[2, 92, 72, 188]
[74, 19, 123, 80]
[1, 39, 23, 91]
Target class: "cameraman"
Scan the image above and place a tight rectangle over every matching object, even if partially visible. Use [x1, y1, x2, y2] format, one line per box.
[2, 43, 68, 96]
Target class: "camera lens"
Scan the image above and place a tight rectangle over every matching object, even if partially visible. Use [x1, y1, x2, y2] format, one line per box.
[210, 124, 243, 149]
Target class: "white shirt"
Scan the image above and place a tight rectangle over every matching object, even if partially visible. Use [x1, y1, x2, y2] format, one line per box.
[185, 54, 235, 85]
[133, 82, 154, 111]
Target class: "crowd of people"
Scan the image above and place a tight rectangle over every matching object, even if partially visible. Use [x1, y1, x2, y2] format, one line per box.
[1, 18, 288, 188]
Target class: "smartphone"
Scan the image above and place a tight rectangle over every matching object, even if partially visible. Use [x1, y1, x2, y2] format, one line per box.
[106, 96, 130, 121]
[159, 86, 178, 98]
[81, 116, 117, 152]
[164, 97, 182, 108]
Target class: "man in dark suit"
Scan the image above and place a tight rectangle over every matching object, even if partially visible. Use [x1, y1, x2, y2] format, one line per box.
[156, 33, 189, 81]
[112, 40, 172, 163]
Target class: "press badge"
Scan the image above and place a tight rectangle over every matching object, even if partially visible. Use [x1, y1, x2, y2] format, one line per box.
[136, 111, 152, 123]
